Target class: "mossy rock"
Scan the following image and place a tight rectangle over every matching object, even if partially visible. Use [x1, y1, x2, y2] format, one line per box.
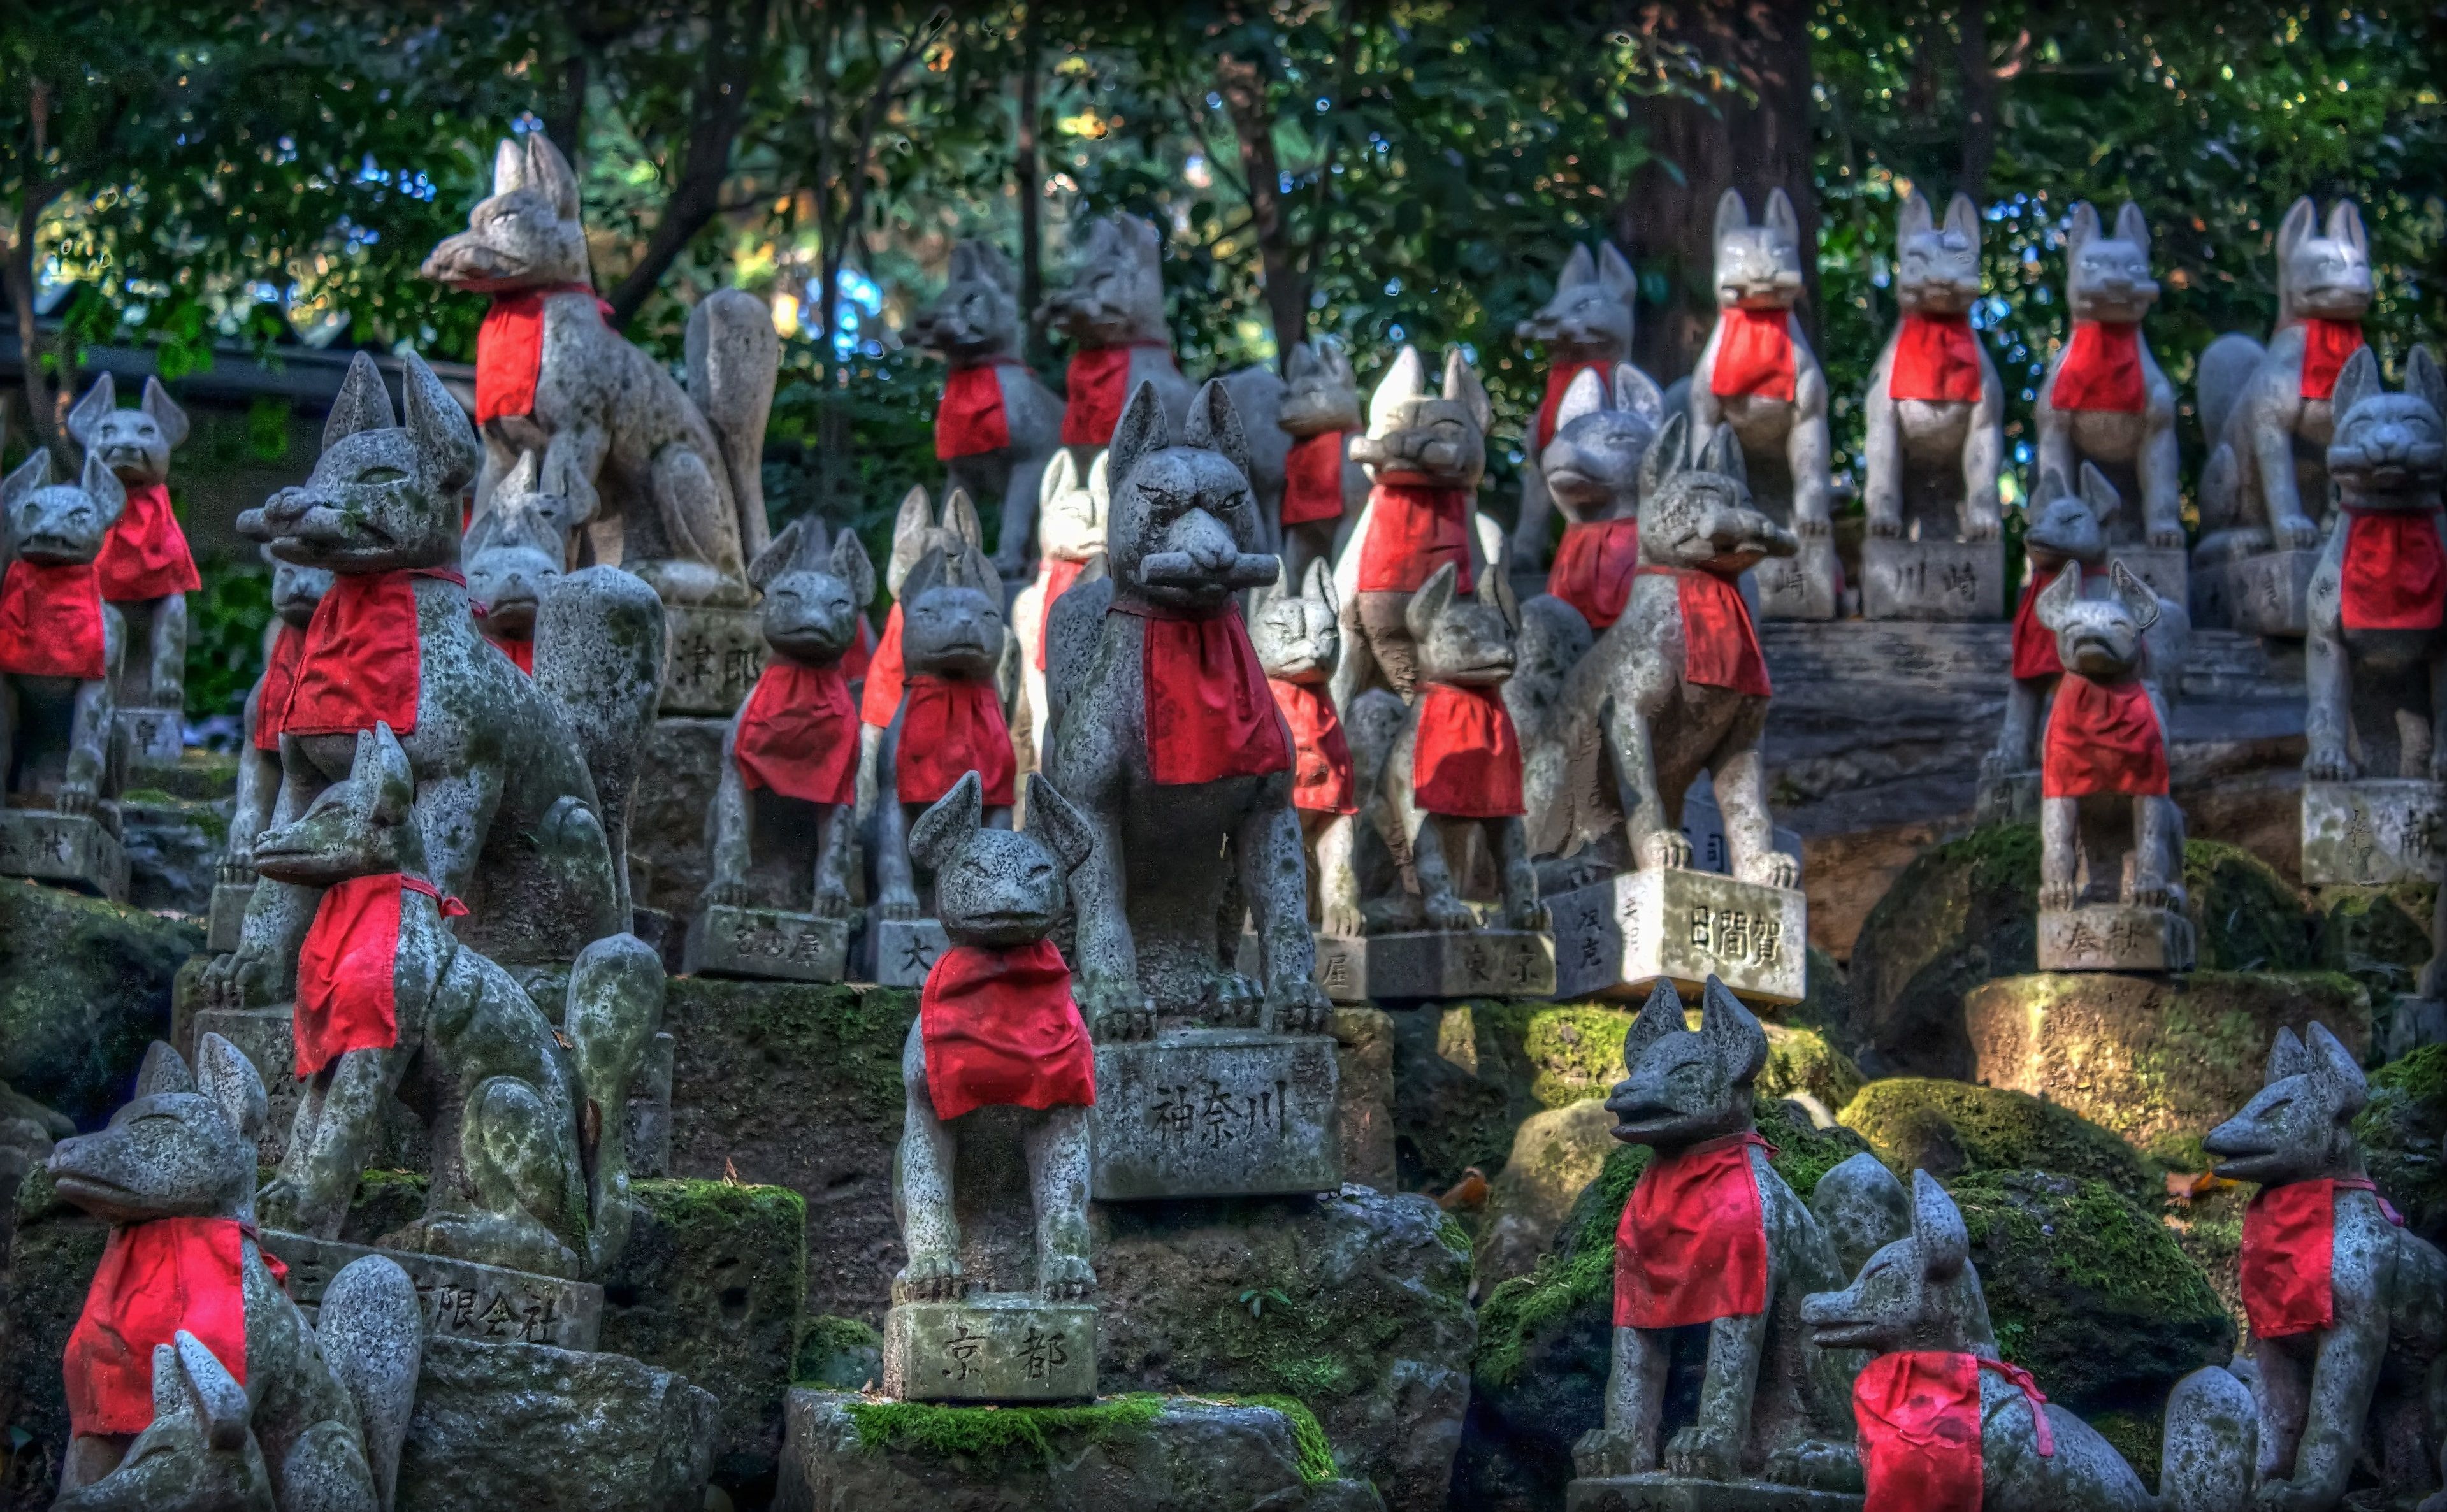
[338, 1168, 433, 1244]
[1847, 822, 2042, 1077]
[0, 1167, 110, 1495]
[2314, 883, 2434, 1003]
[1837, 1078, 2157, 1206]
[2183, 840, 2314, 972]
[2358, 1043, 2447, 1246]
[1475, 1099, 1615, 1291]
[791, 1314, 882, 1392]
[0, 878, 201, 1129]
[1953, 1170, 2232, 1414]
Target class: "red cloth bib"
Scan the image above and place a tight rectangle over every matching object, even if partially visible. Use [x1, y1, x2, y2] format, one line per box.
[2341, 508, 2446, 631]
[2051, 321, 2147, 413]
[1534, 358, 1610, 451]
[1412, 682, 1526, 818]
[1355, 482, 1474, 594]
[294, 873, 465, 1079]
[2010, 565, 2066, 680]
[1710, 308, 1796, 401]
[841, 615, 876, 684]
[95, 480, 201, 602]
[255, 623, 308, 752]
[1034, 556, 1087, 672]
[735, 658, 858, 807]
[1613, 1131, 1773, 1328]
[1637, 566, 1771, 696]
[1062, 342, 1174, 447]
[282, 568, 462, 738]
[1854, 1351, 2054, 1512]
[935, 359, 1020, 461]
[920, 939, 1096, 1121]
[0, 559, 106, 679]
[1281, 431, 1351, 526]
[66, 1217, 262, 1437]
[1270, 677, 1357, 814]
[895, 673, 1016, 807]
[2241, 1177, 2400, 1338]
[2042, 674, 2167, 798]
[475, 284, 610, 425]
[1549, 518, 1642, 631]
[860, 605, 906, 729]
[487, 633, 535, 675]
[2300, 319, 2365, 401]
[1108, 600, 1292, 786]
[1890, 314, 1984, 404]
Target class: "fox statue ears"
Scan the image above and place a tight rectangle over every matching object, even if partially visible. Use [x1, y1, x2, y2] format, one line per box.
[1715, 187, 1801, 246]
[887, 484, 986, 593]
[1106, 378, 1255, 501]
[1364, 344, 1494, 436]
[2325, 343, 2440, 426]
[1261, 554, 1341, 621]
[749, 515, 876, 605]
[131, 1033, 267, 1147]
[2068, 200, 2153, 259]
[1286, 336, 1357, 387]
[2262, 1022, 2368, 1116]
[948, 239, 1018, 294]
[1898, 191, 1981, 255]
[321, 350, 477, 495]
[1550, 362, 1668, 436]
[1613, 976, 1769, 1084]
[908, 771, 1094, 876]
[2277, 196, 2369, 262]
[66, 372, 191, 451]
[1909, 1169, 1970, 1281]
[6, 449, 131, 524]
[492, 129, 581, 222]
[1555, 240, 1638, 298]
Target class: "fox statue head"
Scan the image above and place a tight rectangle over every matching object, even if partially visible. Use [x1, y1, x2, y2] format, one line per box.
[910, 240, 1026, 361]
[908, 771, 1096, 949]
[1633, 413, 1797, 577]
[2202, 1023, 2369, 1188]
[748, 514, 876, 667]
[1347, 344, 1493, 491]
[2275, 197, 2373, 326]
[2064, 201, 2160, 326]
[1801, 1168, 1998, 1358]
[242, 352, 477, 574]
[66, 372, 189, 488]
[1541, 362, 1667, 524]
[1517, 242, 1638, 361]
[1713, 189, 1806, 312]
[1103, 378, 1279, 613]
[2325, 345, 2444, 510]
[2, 449, 126, 566]
[421, 130, 590, 292]
[1604, 977, 1770, 1152]
[1894, 191, 1983, 317]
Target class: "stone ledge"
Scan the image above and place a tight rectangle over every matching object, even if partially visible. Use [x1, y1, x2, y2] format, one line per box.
[1566, 1475, 1862, 1511]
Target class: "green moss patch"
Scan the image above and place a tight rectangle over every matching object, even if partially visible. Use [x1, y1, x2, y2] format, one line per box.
[2183, 841, 2313, 972]
[0, 878, 199, 1127]
[2359, 1042, 2447, 1242]
[1847, 823, 2043, 1076]
[793, 1314, 883, 1388]
[844, 1393, 1168, 1459]
[1838, 1079, 2156, 1205]
[1221, 1395, 1338, 1485]
[2314, 884, 2433, 1000]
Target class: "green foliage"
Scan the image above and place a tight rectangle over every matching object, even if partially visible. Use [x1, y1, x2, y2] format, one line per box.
[1839, 1077, 2160, 1204]
[182, 558, 272, 730]
[2358, 1042, 2447, 1240]
[842, 1393, 1167, 1459]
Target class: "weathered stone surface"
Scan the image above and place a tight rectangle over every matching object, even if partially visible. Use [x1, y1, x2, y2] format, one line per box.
[1314, 929, 1554, 1004]
[0, 877, 197, 1128]
[2300, 778, 2446, 886]
[884, 1298, 1098, 1401]
[1754, 534, 1840, 620]
[1678, 779, 1806, 881]
[2191, 546, 2317, 636]
[1837, 1077, 2158, 1205]
[866, 916, 948, 988]
[261, 1227, 602, 1348]
[661, 602, 767, 715]
[2035, 902, 2196, 972]
[2186, 839, 2313, 970]
[1094, 1184, 1472, 1510]
[1963, 970, 2370, 1159]
[683, 903, 848, 982]
[630, 714, 729, 916]
[0, 809, 129, 902]
[2357, 1043, 2447, 1246]
[2313, 882, 2432, 994]
[0, 1166, 109, 1471]
[791, 1314, 883, 1392]
[1092, 1030, 1340, 1200]
[2109, 545, 2188, 611]
[1567, 1476, 1862, 1511]
[117, 790, 224, 914]
[1331, 1005, 1397, 1190]
[1474, 1098, 1614, 1290]
[206, 879, 251, 951]
[1548, 868, 1805, 1004]
[110, 704, 184, 784]
[395, 1335, 719, 1512]
[1859, 536, 2004, 621]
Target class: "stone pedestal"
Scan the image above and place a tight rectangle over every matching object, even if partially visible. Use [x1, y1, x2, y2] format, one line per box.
[110, 705, 184, 785]
[1566, 1476, 1861, 1511]
[1546, 867, 1807, 1005]
[0, 809, 128, 902]
[1312, 929, 1554, 1004]
[2191, 548, 2318, 637]
[2036, 903, 2196, 972]
[258, 1228, 603, 1350]
[865, 916, 948, 988]
[1090, 1030, 1340, 1200]
[682, 904, 848, 982]
[1974, 770, 2040, 827]
[2300, 779, 2446, 886]
[1680, 777, 1805, 879]
[882, 1297, 1096, 1402]
[206, 880, 251, 953]
[660, 604, 765, 715]
[1753, 536, 1841, 621]
[2109, 546, 2188, 610]
[1860, 537, 2005, 621]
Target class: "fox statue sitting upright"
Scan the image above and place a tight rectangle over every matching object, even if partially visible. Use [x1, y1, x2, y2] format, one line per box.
[1539, 361, 1668, 636]
[66, 372, 199, 721]
[1860, 191, 2003, 545]
[2033, 201, 2186, 551]
[1511, 241, 1641, 570]
[0, 450, 126, 819]
[906, 238, 1064, 577]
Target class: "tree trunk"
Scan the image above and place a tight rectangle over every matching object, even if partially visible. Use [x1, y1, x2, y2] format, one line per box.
[1954, 6, 1998, 199]
[1217, 55, 1307, 370]
[4, 201, 65, 464]
[1014, 18, 1044, 361]
[606, 0, 769, 326]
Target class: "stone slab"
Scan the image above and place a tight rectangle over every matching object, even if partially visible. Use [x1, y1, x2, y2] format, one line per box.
[2109, 545, 2189, 610]
[883, 1297, 1097, 1402]
[1546, 867, 1807, 1005]
[1313, 929, 1555, 1004]
[682, 904, 849, 981]
[1566, 1476, 1863, 1512]
[660, 603, 766, 716]
[258, 1228, 602, 1350]
[111, 705, 185, 784]
[866, 916, 949, 988]
[2191, 548, 2318, 637]
[2300, 779, 2446, 886]
[1974, 770, 2040, 828]
[206, 880, 252, 953]
[1090, 1030, 1341, 1200]
[1860, 537, 2005, 621]
[1752, 535, 1841, 621]
[0, 808, 128, 902]
[2036, 903, 2197, 973]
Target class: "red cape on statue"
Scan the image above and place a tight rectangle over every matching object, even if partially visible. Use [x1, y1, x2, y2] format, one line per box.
[475, 284, 610, 425]
[2241, 1177, 2401, 1339]
[95, 480, 202, 602]
[1614, 1131, 1774, 1328]
[935, 359, 1020, 461]
[1853, 1351, 2054, 1512]
[255, 622, 309, 752]
[294, 873, 465, 1079]
[1710, 308, 1796, 401]
[1034, 557, 1087, 672]
[2011, 565, 2066, 680]
[0, 559, 106, 679]
[861, 605, 906, 728]
[282, 569, 462, 738]
[1889, 313, 1984, 404]
[1549, 518, 1641, 631]
[1108, 600, 1290, 786]
[2041, 674, 2167, 799]
[1637, 566, 1771, 696]
[66, 1218, 270, 1437]
[920, 939, 1096, 1121]
[1411, 682, 1526, 818]
[2299, 319, 2365, 401]
[1270, 678, 1357, 815]
[1355, 482, 1474, 595]
[1281, 431, 1350, 526]
[1534, 359, 1610, 450]
[2340, 509, 2446, 631]
[895, 674, 1016, 807]
[2051, 321, 2146, 413]
[1062, 343, 1174, 447]
[735, 658, 859, 807]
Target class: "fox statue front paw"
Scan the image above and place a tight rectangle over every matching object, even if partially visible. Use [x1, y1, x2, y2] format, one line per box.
[55, 778, 96, 816]
[1664, 1423, 1740, 1483]
[203, 947, 277, 1010]
[1572, 1427, 1647, 1480]
[2148, 522, 2186, 549]
[2304, 745, 2354, 782]
[218, 851, 257, 886]
[1081, 974, 1155, 1042]
[894, 1249, 967, 1303]
[811, 880, 853, 918]
[2275, 514, 2321, 551]
[876, 887, 922, 922]
[1963, 508, 2003, 543]
[1640, 830, 1694, 871]
[702, 876, 751, 909]
[1865, 508, 1905, 539]
[1038, 1253, 1096, 1302]
[1424, 893, 1477, 932]
[1739, 851, 1801, 889]
[1269, 978, 1332, 1035]
[2039, 879, 2081, 911]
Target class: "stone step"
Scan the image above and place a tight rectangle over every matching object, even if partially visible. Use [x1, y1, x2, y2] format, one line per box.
[1758, 621, 2300, 705]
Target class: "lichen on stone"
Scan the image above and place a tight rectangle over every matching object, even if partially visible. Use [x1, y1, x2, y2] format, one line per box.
[1838, 1078, 2158, 1205]
[793, 1314, 883, 1388]
[2358, 1042, 2447, 1243]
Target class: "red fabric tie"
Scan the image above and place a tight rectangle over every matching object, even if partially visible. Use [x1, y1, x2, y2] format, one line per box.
[895, 673, 1016, 807]
[1710, 308, 1797, 401]
[920, 939, 1097, 1121]
[1034, 556, 1087, 672]
[475, 284, 610, 425]
[735, 658, 859, 807]
[294, 873, 465, 1079]
[66, 1217, 264, 1436]
[0, 559, 107, 679]
[1637, 566, 1771, 696]
[2241, 1177, 2401, 1338]
[1355, 481, 1475, 595]
[1062, 342, 1174, 447]
[935, 359, 1020, 461]
[255, 622, 309, 752]
[2041, 674, 2167, 798]
[1548, 518, 1642, 631]
[282, 568, 463, 738]
[2010, 565, 2066, 680]
[1411, 682, 1526, 818]
[95, 480, 202, 602]
[860, 605, 907, 729]
[2299, 318, 2366, 401]
[1890, 314, 1985, 403]
[1269, 677, 1357, 815]
[1107, 600, 1292, 786]
[487, 633, 535, 676]
[1614, 1130, 1774, 1328]
[2051, 321, 2147, 414]
[1534, 359, 1610, 451]
[2340, 508, 2446, 631]
[1854, 1351, 2055, 1512]
[1281, 431, 1351, 526]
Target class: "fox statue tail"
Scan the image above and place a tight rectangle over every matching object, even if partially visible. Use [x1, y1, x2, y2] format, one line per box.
[315, 1254, 424, 1512]
[688, 288, 782, 562]
[532, 566, 666, 923]
[2155, 1365, 2257, 1512]
[567, 930, 666, 1277]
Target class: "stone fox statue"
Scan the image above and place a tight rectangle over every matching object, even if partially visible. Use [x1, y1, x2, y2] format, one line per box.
[422, 128, 777, 607]
[2033, 201, 2186, 550]
[66, 371, 198, 716]
[1511, 240, 1640, 570]
[210, 352, 662, 1006]
[874, 540, 1018, 922]
[250, 723, 662, 1280]
[227, 554, 333, 888]
[1539, 361, 1668, 635]
[0, 450, 125, 814]
[1797, 1169, 2258, 1511]
[906, 238, 1064, 578]
[1276, 336, 1368, 585]
[1861, 190, 2003, 544]
[461, 450, 571, 674]
[2204, 1023, 2447, 1511]
[2303, 346, 2447, 785]
[1046, 379, 1330, 1039]
[893, 771, 1098, 1305]
[1689, 189, 1833, 545]
[1252, 556, 1362, 936]
[48, 1035, 421, 1511]
[1011, 450, 1108, 770]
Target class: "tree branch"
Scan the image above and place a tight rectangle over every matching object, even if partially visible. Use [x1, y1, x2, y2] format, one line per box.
[607, 0, 773, 327]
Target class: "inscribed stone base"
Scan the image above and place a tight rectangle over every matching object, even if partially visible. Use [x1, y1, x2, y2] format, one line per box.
[258, 1228, 603, 1350]
[2035, 904, 2197, 972]
[206, 880, 252, 952]
[1860, 537, 2005, 621]
[0, 809, 128, 902]
[2109, 545, 2188, 610]
[1753, 536, 1840, 621]
[2300, 779, 2447, 886]
[1312, 929, 1555, 1004]
[1091, 1030, 1341, 1200]
[2191, 548, 2318, 637]
[110, 705, 184, 786]
[1975, 770, 2041, 828]
[882, 1297, 1097, 1402]
[1566, 1476, 1862, 1512]
[1546, 867, 1807, 1005]
[865, 916, 949, 988]
[682, 904, 848, 982]
[660, 603, 766, 715]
